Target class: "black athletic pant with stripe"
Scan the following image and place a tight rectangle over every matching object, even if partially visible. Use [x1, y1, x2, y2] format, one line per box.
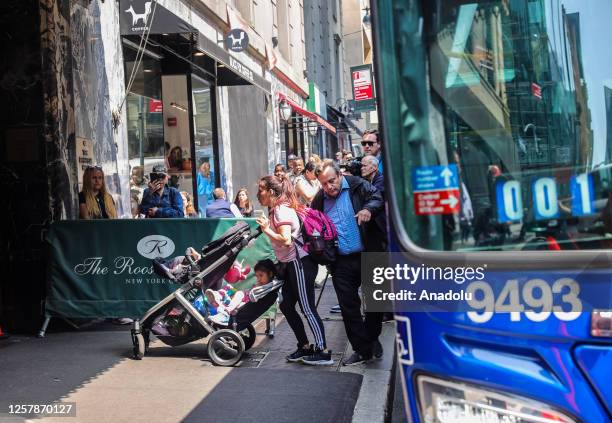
[279, 254, 327, 350]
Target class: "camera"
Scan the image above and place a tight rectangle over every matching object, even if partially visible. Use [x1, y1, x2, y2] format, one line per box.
[341, 157, 363, 177]
[150, 172, 165, 182]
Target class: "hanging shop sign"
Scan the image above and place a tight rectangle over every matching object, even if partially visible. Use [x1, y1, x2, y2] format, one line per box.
[120, 0, 196, 35]
[350, 64, 377, 113]
[225, 28, 249, 53]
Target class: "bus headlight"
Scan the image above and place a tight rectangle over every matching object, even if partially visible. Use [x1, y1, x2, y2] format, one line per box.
[591, 310, 612, 337]
[416, 375, 576, 423]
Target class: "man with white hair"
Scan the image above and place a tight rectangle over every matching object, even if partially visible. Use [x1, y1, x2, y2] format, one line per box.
[360, 155, 384, 197]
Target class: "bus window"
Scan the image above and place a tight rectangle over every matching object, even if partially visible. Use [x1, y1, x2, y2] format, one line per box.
[387, 0, 612, 252]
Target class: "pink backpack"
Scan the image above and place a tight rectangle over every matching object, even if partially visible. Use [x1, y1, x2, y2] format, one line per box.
[296, 208, 338, 265]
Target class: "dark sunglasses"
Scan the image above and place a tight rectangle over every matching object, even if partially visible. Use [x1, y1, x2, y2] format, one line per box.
[361, 141, 375, 147]
[86, 165, 102, 170]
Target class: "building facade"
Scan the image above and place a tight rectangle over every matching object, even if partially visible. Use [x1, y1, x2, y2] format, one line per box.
[341, 0, 377, 151]
[0, 0, 317, 330]
[42, 0, 313, 220]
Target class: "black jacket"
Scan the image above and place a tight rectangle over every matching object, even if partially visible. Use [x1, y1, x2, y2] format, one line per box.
[371, 171, 384, 198]
[311, 175, 387, 252]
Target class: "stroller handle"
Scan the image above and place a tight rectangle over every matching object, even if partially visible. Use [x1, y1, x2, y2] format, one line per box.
[237, 225, 262, 248]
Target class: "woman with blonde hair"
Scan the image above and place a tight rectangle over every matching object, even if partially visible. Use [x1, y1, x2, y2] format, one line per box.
[79, 165, 117, 219]
[308, 154, 322, 166]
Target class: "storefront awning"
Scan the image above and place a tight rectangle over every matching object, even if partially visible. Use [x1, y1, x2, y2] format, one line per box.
[277, 93, 336, 134]
[327, 105, 362, 136]
[197, 34, 271, 95]
[120, 0, 196, 35]
[120, 0, 271, 95]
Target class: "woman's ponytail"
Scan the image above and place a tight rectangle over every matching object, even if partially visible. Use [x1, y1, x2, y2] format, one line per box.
[259, 174, 304, 212]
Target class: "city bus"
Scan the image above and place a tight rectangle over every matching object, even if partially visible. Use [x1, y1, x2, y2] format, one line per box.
[371, 1, 612, 422]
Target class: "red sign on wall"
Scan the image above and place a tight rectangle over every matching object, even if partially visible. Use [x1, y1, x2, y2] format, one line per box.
[167, 117, 177, 127]
[149, 99, 163, 113]
[352, 66, 374, 101]
[413, 189, 461, 215]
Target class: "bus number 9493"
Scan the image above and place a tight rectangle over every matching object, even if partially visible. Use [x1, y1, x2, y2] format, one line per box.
[466, 279, 582, 323]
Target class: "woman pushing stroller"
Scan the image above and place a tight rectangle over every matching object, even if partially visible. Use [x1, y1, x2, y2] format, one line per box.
[255, 175, 333, 365]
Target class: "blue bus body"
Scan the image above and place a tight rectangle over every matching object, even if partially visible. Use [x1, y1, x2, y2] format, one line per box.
[389, 230, 611, 422]
[370, 1, 612, 421]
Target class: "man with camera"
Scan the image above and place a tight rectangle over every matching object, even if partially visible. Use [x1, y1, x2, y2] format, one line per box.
[139, 165, 184, 218]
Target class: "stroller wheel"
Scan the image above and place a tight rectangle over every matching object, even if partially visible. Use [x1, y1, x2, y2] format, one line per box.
[239, 324, 257, 351]
[133, 333, 146, 360]
[207, 329, 245, 366]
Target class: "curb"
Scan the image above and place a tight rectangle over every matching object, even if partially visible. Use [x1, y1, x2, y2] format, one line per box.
[340, 322, 397, 423]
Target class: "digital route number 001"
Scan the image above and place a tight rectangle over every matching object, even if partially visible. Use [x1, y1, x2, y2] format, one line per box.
[497, 173, 594, 222]
[466, 278, 582, 323]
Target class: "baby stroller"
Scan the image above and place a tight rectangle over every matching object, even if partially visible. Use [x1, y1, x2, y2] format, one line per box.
[131, 221, 282, 366]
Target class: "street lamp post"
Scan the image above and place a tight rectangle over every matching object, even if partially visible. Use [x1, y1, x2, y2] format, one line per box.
[279, 100, 292, 122]
[307, 120, 318, 137]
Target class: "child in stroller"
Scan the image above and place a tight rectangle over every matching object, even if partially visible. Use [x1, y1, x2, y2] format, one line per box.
[199, 259, 278, 325]
[132, 221, 283, 366]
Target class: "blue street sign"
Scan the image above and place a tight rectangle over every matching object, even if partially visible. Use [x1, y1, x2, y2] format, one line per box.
[412, 165, 459, 192]
[570, 173, 595, 216]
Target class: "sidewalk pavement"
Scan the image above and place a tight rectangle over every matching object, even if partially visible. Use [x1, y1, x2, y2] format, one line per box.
[247, 266, 397, 422]
[0, 267, 397, 422]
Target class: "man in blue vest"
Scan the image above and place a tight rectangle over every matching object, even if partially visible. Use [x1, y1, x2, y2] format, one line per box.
[205, 188, 243, 218]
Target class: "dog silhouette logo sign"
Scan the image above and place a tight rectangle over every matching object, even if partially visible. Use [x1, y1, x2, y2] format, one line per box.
[225, 29, 249, 53]
[125, 1, 153, 28]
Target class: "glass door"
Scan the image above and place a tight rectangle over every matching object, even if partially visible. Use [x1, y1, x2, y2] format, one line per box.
[191, 75, 215, 217]
[161, 74, 193, 216]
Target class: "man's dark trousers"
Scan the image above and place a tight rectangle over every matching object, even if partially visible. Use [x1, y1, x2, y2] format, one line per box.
[332, 253, 383, 357]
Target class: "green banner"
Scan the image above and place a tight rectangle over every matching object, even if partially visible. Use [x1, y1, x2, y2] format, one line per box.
[45, 219, 275, 318]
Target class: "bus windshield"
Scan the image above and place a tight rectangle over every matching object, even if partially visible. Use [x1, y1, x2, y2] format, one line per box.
[388, 0, 612, 252]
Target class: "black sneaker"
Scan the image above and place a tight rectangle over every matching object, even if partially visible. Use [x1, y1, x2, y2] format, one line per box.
[302, 349, 334, 366]
[286, 345, 314, 362]
[342, 351, 372, 366]
[373, 340, 383, 359]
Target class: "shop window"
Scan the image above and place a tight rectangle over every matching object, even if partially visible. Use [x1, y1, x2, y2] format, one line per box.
[235, 0, 253, 24]
[123, 46, 164, 177]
